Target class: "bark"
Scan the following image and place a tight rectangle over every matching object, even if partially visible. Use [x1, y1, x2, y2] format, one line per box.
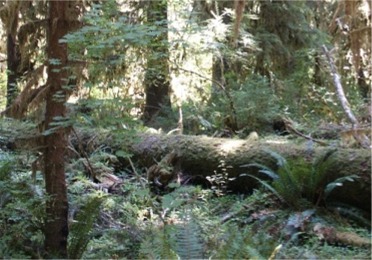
[231, 0, 246, 47]
[127, 134, 371, 211]
[6, 33, 20, 111]
[143, 1, 171, 126]
[5, 6, 20, 114]
[43, 1, 71, 257]
[357, 68, 370, 100]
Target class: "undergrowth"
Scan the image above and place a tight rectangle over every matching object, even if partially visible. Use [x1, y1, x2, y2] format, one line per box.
[0, 155, 45, 258]
[0, 147, 370, 259]
[241, 149, 360, 209]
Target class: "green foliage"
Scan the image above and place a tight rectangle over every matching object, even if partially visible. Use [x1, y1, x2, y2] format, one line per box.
[327, 202, 371, 229]
[74, 98, 141, 131]
[139, 225, 178, 259]
[0, 1, 370, 257]
[181, 104, 217, 135]
[230, 75, 280, 130]
[255, 1, 322, 73]
[280, 232, 371, 259]
[213, 224, 269, 259]
[0, 155, 45, 258]
[242, 149, 359, 209]
[0, 144, 369, 259]
[157, 187, 206, 259]
[185, 74, 280, 134]
[68, 193, 105, 259]
[139, 205, 204, 259]
[63, 0, 163, 84]
[0, 71, 6, 110]
[138, 185, 279, 259]
[80, 180, 155, 259]
[174, 213, 204, 259]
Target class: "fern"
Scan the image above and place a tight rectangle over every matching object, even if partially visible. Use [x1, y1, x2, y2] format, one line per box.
[68, 194, 104, 259]
[242, 151, 309, 208]
[240, 174, 285, 203]
[174, 209, 204, 259]
[274, 158, 309, 208]
[139, 225, 178, 259]
[305, 149, 337, 203]
[213, 224, 267, 259]
[244, 162, 279, 180]
[139, 188, 204, 259]
[241, 149, 346, 209]
[324, 175, 359, 199]
[327, 202, 371, 228]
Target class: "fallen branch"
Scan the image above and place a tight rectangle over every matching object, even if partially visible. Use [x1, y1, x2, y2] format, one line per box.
[283, 117, 328, 146]
[313, 223, 371, 247]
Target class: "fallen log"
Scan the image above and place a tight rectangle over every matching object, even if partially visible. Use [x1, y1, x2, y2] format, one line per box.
[125, 134, 371, 212]
[9, 128, 371, 212]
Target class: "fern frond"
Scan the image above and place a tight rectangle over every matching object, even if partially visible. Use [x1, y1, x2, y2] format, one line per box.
[0, 159, 13, 181]
[241, 163, 279, 180]
[214, 224, 266, 259]
[313, 149, 336, 169]
[241, 174, 285, 203]
[324, 175, 360, 199]
[174, 214, 204, 259]
[310, 149, 336, 186]
[259, 169, 280, 180]
[68, 194, 104, 259]
[264, 148, 287, 168]
[139, 226, 178, 259]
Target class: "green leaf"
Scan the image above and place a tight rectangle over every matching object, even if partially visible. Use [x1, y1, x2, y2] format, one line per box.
[324, 175, 360, 199]
[115, 150, 132, 158]
[239, 174, 285, 203]
[240, 163, 278, 180]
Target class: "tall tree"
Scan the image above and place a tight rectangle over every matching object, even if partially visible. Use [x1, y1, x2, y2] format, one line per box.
[0, 1, 51, 119]
[143, 0, 171, 126]
[0, 1, 21, 114]
[44, 0, 76, 257]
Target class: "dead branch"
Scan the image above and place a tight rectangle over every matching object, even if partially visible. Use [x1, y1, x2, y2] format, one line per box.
[322, 45, 370, 148]
[283, 118, 328, 146]
[322, 45, 358, 126]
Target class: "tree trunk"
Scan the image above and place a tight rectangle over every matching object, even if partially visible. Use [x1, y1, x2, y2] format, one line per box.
[357, 67, 370, 101]
[143, 1, 171, 126]
[127, 134, 371, 211]
[44, 1, 71, 257]
[4, 2, 20, 115]
[5, 33, 20, 112]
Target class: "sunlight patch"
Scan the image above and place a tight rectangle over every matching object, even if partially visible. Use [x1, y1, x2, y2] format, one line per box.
[264, 139, 289, 144]
[220, 139, 245, 153]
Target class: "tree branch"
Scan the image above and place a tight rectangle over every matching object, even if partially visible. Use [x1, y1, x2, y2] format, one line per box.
[322, 45, 359, 127]
[322, 45, 370, 148]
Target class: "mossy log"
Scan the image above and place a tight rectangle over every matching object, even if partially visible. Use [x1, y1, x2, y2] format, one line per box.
[127, 134, 371, 212]
[8, 129, 371, 212]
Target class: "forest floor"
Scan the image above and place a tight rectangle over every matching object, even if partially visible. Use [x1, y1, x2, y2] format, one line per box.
[0, 119, 370, 259]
